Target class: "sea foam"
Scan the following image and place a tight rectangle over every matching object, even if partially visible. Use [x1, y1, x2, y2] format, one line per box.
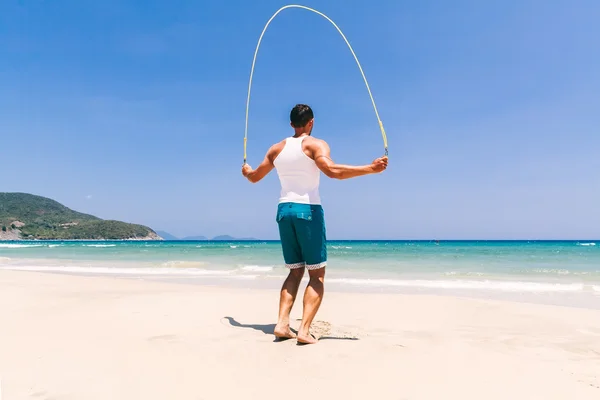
[161, 261, 207, 268]
[241, 265, 274, 272]
[0, 265, 234, 276]
[0, 244, 44, 248]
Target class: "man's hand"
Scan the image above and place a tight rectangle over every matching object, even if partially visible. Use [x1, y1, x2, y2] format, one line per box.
[242, 153, 276, 183]
[242, 163, 252, 178]
[370, 156, 388, 173]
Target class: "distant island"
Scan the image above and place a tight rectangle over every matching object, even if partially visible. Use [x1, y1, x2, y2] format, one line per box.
[155, 231, 257, 241]
[182, 235, 209, 241]
[0, 192, 161, 241]
[155, 231, 181, 240]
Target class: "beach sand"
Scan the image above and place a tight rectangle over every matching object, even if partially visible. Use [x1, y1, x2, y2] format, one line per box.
[0, 270, 599, 399]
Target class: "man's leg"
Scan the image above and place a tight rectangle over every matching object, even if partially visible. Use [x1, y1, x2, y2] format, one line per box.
[297, 267, 325, 344]
[274, 267, 305, 339]
[295, 204, 327, 344]
[274, 203, 305, 339]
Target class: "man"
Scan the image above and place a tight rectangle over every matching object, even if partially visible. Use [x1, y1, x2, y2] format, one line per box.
[241, 104, 388, 344]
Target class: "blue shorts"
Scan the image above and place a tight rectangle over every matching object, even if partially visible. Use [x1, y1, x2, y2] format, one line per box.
[276, 202, 327, 270]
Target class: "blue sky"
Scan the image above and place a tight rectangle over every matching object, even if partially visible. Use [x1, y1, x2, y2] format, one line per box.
[1, 0, 599, 240]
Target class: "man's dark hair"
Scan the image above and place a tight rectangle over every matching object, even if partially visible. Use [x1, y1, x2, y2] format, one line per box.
[290, 104, 314, 128]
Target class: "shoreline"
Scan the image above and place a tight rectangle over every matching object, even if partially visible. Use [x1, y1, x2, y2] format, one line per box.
[1, 238, 599, 241]
[2, 264, 600, 311]
[1, 269, 599, 399]
[1, 256, 600, 310]
[2, 239, 599, 312]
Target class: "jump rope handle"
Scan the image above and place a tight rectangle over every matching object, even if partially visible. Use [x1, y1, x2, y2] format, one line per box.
[379, 120, 388, 158]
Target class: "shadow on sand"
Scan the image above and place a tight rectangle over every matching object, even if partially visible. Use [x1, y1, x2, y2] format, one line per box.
[222, 316, 360, 343]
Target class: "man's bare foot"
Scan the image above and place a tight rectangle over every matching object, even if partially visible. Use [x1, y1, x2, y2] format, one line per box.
[297, 332, 318, 344]
[274, 324, 296, 340]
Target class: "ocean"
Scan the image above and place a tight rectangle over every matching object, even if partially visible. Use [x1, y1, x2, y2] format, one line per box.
[1, 240, 599, 308]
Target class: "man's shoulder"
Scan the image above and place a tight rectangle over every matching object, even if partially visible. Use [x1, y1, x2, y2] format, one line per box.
[304, 136, 328, 146]
[270, 139, 287, 150]
[266, 139, 287, 162]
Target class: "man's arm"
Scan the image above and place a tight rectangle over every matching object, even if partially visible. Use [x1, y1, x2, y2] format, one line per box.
[310, 139, 388, 179]
[242, 144, 277, 183]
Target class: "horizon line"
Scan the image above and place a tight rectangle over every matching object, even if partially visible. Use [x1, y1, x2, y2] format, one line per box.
[2, 238, 597, 242]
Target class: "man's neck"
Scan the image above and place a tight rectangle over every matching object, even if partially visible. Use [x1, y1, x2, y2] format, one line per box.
[293, 131, 309, 138]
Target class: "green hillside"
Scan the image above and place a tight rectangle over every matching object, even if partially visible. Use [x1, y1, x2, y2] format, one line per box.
[0, 192, 161, 240]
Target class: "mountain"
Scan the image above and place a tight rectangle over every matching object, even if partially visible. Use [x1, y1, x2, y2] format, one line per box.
[155, 231, 179, 241]
[212, 235, 235, 241]
[0, 192, 161, 241]
[180, 235, 208, 241]
[212, 235, 257, 241]
[175, 234, 258, 241]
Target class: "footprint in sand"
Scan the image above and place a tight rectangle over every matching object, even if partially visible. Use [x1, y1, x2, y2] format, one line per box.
[147, 334, 179, 343]
[310, 320, 332, 338]
[296, 319, 359, 340]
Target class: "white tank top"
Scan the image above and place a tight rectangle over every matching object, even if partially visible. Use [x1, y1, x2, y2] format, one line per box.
[273, 136, 321, 205]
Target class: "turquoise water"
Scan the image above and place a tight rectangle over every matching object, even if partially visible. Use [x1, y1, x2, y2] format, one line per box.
[1, 240, 599, 304]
